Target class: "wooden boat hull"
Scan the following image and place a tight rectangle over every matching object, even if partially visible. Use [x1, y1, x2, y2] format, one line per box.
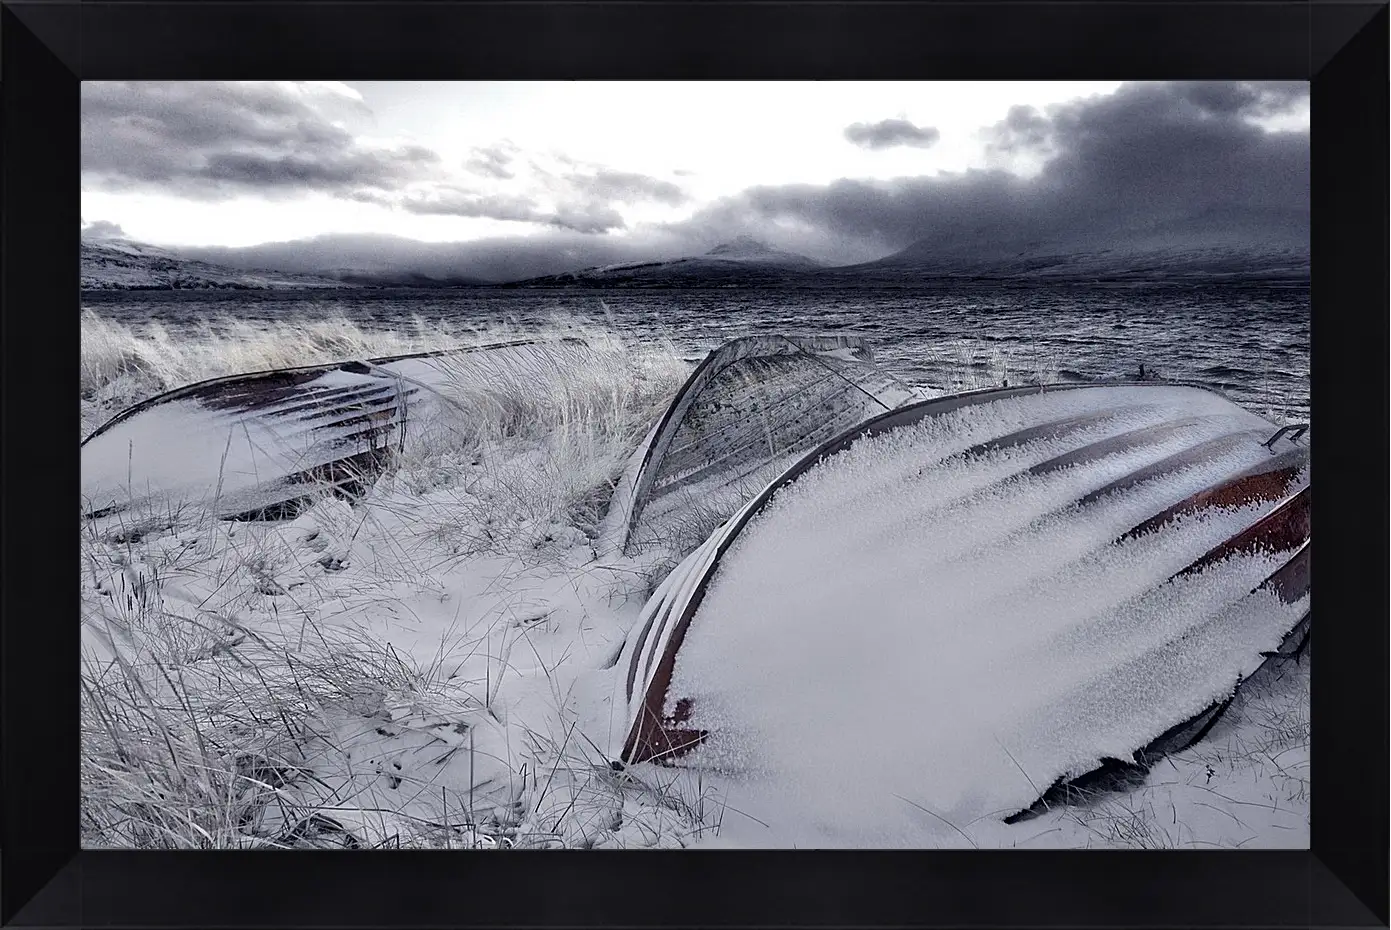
[81, 338, 590, 521]
[598, 333, 917, 558]
[609, 382, 1310, 825]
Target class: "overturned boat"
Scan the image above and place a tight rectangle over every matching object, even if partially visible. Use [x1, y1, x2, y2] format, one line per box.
[81, 338, 592, 521]
[598, 333, 918, 559]
[607, 380, 1309, 835]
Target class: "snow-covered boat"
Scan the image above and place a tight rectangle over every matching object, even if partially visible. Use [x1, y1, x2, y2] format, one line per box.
[81, 338, 592, 521]
[608, 382, 1310, 825]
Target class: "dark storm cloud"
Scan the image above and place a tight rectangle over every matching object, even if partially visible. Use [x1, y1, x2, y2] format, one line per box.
[81, 219, 127, 239]
[678, 81, 1307, 263]
[83, 83, 688, 238]
[1177, 80, 1308, 119]
[167, 81, 1308, 281]
[843, 118, 941, 151]
[82, 82, 441, 200]
[986, 105, 1055, 155]
[1247, 81, 1310, 112]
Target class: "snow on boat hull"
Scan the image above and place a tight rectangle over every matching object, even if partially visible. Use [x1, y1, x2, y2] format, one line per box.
[599, 333, 917, 558]
[81, 338, 589, 521]
[609, 382, 1310, 832]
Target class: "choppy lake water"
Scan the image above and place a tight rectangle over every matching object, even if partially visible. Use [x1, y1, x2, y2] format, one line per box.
[82, 285, 1310, 424]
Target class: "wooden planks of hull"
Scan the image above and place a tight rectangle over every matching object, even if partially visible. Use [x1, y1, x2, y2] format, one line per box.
[614, 382, 1310, 805]
[82, 338, 588, 521]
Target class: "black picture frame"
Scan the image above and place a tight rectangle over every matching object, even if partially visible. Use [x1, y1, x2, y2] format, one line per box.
[4, 1, 1386, 927]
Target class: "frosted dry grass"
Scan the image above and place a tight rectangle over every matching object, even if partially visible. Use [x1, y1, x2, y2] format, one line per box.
[80, 310, 684, 434]
[372, 326, 689, 563]
[82, 311, 450, 432]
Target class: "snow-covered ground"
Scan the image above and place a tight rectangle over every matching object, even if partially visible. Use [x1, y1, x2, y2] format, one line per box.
[78, 315, 1309, 849]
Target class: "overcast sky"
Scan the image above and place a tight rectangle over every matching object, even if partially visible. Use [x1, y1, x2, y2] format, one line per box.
[81, 80, 1308, 269]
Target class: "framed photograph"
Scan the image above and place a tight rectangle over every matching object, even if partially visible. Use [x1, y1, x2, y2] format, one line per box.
[3, 1, 1386, 927]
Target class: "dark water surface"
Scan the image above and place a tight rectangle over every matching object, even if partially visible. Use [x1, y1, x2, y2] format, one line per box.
[83, 285, 1311, 424]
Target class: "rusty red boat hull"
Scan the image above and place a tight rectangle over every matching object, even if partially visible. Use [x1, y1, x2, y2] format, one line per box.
[609, 382, 1310, 795]
[81, 338, 590, 521]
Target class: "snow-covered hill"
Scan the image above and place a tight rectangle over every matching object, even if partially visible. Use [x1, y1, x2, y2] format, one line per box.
[832, 209, 1309, 284]
[82, 238, 351, 290]
[505, 237, 824, 288]
[85, 220, 1308, 291]
[507, 229, 1306, 289]
[701, 235, 822, 267]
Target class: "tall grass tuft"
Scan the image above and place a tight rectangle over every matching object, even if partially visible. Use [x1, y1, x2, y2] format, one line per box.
[80, 310, 682, 436]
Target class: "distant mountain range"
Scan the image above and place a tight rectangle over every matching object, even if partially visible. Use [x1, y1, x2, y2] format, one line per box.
[82, 238, 501, 290]
[81, 238, 348, 290]
[504, 236, 824, 288]
[507, 228, 1307, 288]
[82, 217, 1308, 292]
[825, 206, 1309, 285]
